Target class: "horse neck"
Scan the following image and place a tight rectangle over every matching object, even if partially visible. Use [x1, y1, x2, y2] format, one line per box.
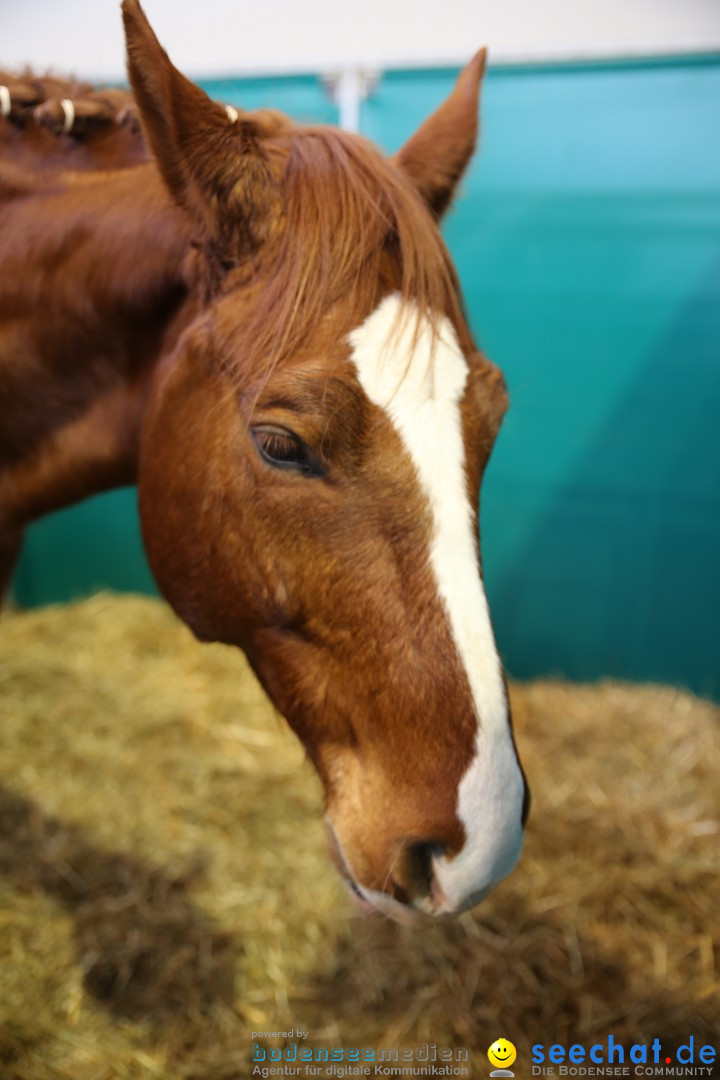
[0, 162, 194, 528]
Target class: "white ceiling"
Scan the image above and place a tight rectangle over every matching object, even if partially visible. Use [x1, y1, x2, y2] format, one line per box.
[3, 0, 720, 81]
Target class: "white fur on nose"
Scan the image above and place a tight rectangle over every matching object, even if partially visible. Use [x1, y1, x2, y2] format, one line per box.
[348, 294, 524, 912]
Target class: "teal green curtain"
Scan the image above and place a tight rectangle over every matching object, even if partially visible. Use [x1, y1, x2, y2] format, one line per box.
[363, 57, 720, 696]
[13, 59, 720, 698]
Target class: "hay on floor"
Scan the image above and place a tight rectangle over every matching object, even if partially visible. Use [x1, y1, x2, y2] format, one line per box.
[0, 593, 717, 1080]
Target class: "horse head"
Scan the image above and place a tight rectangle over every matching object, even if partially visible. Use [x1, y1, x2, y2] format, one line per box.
[123, 0, 529, 923]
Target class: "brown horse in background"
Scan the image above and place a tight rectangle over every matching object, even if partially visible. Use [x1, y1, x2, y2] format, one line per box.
[0, 0, 528, 923]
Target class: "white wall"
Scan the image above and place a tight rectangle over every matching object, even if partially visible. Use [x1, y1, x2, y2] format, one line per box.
[3, 0, 720, 81]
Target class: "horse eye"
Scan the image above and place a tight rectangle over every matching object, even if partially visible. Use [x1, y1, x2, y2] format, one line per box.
[251, 424, 324, 475]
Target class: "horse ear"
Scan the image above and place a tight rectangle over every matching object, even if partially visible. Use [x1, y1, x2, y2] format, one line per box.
[121, 0, 282, 254]
[395, 48, 487, 219]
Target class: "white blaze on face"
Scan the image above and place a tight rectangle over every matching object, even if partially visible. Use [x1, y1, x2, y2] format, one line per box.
[348, 294, 525, 913]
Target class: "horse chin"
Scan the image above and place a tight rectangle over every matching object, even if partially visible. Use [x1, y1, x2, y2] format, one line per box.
[346, 882, 443, 926]
[348, 880, 496, 924]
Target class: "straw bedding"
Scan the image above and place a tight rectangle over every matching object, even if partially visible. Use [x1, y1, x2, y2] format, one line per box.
[0, 593, 717, 1080]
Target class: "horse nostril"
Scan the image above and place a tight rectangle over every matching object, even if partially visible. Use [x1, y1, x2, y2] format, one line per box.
[402, 839, 446, 900]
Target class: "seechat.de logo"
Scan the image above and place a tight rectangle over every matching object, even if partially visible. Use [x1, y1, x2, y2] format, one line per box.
[531, 1035, 717, 1075]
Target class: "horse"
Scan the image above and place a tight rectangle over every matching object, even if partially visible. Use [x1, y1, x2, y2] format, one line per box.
[0, 0, 529, 924]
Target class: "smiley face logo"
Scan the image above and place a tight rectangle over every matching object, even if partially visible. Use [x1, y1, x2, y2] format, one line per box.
[488, 1038, 517, 1071]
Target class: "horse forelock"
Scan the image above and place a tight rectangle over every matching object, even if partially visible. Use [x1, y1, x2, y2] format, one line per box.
[214, 123, 470, 388]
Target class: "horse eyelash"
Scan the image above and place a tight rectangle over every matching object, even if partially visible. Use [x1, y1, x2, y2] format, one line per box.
[260, 430, 298, 459]
[252, 425, 326, 476]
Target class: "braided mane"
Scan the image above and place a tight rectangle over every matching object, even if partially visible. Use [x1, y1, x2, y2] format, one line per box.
[0, 69, 146, 173]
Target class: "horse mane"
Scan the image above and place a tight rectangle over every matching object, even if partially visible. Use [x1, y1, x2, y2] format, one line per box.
[0, 69, 95, 114]
[0, 69, 145, 173]
[1, 70, 468, 379]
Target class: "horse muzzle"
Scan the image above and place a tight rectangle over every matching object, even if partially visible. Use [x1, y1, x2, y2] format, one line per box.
[323, 816, 520, 925]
